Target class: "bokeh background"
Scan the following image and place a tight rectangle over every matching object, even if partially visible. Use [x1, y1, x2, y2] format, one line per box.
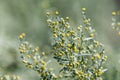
[0, 0, 120, 80]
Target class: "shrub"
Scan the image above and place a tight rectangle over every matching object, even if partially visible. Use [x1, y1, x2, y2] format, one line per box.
[112, 10, 120, 35]
[0, 74, 20, 80]
[18, 8, 107, 80]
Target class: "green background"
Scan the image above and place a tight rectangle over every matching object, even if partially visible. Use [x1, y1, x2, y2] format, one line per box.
[0, 0, 120, 80]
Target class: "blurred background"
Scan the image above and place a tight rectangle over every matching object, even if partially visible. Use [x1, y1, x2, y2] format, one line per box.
[0, 0, 120, 80]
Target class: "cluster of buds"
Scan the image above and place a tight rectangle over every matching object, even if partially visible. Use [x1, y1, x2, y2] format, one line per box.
[18, 8, 107, 80]
[46, 8, 107, 79]
[18, 33, 57, 80]
[112, 10, 120, 35]
[0, 75, 20, 80]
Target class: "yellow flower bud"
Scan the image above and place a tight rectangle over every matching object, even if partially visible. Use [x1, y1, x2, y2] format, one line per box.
[22, 60, 27, 64]
[67, 44, 71, 47]
[53, 34, 57, 37]
[89, 33, 94, 37]
[46, 12, 50, 16]
[28, 64, 33, 69]
[85, 27, 88, 30]
[112, 11, 116, 16]
[118, 32, 120, 36]
[55, 11, 59, 15]
[61, 33, 65, 37]
[66, 33, 70, 37]
[19, 35, 24, 39]
[35, 47, 39, 52]
[42, 52, 45, 56]
[96, 54, 101, 59]
[19, 33, 25, 40]
[77, 26, 81, 30]
[82, 8, 86, 11]
[41, 65, 46, 70]
[27, 55, 31, 59]
[66, 17, 69, 20]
